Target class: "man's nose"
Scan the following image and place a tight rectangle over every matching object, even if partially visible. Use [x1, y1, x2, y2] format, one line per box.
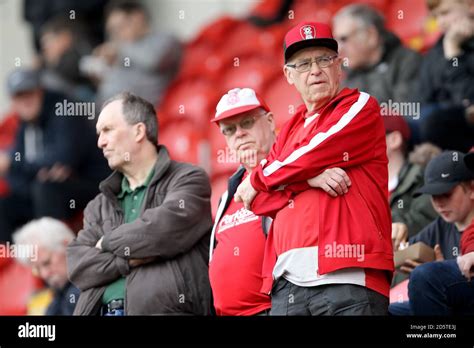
[40, 267, 51, 280]
[97, 134, 106, 148]
[234, 126, 247, 138]
[309, 61, 322, 74]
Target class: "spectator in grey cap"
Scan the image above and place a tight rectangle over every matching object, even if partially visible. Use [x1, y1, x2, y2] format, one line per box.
[0, 68, 109, 242]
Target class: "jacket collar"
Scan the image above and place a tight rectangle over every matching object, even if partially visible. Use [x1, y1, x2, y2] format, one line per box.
[389, 162, 423, 202]
[298, 87, 357, 117]
[99, 145, 172, 201]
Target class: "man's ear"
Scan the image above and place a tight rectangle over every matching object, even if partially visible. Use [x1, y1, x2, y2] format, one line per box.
[135, 123, 147, 142]
[266, 112, 276, 132]
[283, 65, 294, 85]
[366, 25, 381, 48]
[335, 57, 343, 79]
[386, 131, 403, 151]
[469, 180, 474, 199]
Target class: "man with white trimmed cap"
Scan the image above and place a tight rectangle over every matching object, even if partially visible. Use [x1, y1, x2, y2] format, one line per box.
[209, 87, 352, 315]
[234, 22, 394, 315]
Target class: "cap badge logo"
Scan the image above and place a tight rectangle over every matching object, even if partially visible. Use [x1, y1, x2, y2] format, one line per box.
[227, 90, 240, 105]
[301, 25, 316, 40]
[441, 173, 450, 178]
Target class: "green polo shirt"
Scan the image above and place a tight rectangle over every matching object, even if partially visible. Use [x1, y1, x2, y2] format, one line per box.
[102, 167, 156, 305]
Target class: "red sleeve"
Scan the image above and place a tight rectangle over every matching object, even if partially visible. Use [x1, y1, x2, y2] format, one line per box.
[461, 221, 474, 254]
[250, 92, 382, 192]
[250, 189, 291, 218]
[248, 112, 310, 217]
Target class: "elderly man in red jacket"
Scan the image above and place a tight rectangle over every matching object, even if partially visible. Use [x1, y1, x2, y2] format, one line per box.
[235, 22, 394, 315]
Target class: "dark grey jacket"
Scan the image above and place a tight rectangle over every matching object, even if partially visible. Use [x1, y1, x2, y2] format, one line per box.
[343, 31, 422, 104]
[418, 36, 474, 106]
[67, 145, 212, 315]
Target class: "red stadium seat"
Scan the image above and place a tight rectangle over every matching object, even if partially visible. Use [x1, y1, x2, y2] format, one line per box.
[160, 119, 210, 170]
[189, 16, 243, 48]
[249, 0, 287, 19]
[218, 22, 286, 60]
[220, 54, 280, 94]
[159, 77, 220, 130]
[178, 43, 227, 81]
[385, 0, 429, 45]
[262, 74, 302, 131]
[286, 0, 339, 24]
[0, 112, 20, 197]
[389, 279, 409, 304]
[0, 254, 44, 315]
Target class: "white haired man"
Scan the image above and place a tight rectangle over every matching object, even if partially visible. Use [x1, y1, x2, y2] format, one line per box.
[13, 217, 80, 315]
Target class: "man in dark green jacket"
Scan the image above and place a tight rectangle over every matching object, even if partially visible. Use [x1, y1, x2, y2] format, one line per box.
[67, 92, 212, 315]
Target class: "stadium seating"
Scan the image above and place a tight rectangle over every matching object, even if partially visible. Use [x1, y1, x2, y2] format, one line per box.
[0, 253, 44, 315]
[0, 112, 19, 197]
[160, 118, 210, 171]
[262, 73, 303, 131]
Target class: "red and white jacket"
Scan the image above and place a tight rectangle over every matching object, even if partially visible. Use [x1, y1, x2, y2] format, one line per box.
[249, 88, 394, 296]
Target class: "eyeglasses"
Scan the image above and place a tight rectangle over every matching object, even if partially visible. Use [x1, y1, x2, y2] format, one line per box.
[220, 114, 265, 136]
[286, 55, 338, 73]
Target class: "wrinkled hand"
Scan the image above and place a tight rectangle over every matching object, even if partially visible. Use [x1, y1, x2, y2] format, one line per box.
[457, 252, 474, 281]
[400, 244, 444, 273]
[234, 174, 258, 210]
[307, 168, 351, 197]
[392, 222, 408, 251]
[128, 257, 156, 268]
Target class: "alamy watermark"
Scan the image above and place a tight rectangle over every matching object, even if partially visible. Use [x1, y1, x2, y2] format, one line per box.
[18, 322, 55, 341]
[55, 99, 95, 120]
[380, 99, 420, 120]
[324, 242, 365, 262]
[0, 241, 38, 262]
[216, 147, 258, 167]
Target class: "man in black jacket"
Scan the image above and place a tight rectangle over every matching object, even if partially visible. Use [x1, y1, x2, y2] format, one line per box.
[417, 0, 474, 151]
[0, 68, 109, 241]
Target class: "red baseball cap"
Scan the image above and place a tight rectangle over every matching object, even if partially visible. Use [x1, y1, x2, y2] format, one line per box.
[211, 88, 270, 123]
[284, 22, 338, 63]
[383, 115, 411, 142]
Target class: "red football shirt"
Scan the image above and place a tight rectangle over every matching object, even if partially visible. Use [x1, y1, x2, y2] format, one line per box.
[209, 192, 271, 316]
